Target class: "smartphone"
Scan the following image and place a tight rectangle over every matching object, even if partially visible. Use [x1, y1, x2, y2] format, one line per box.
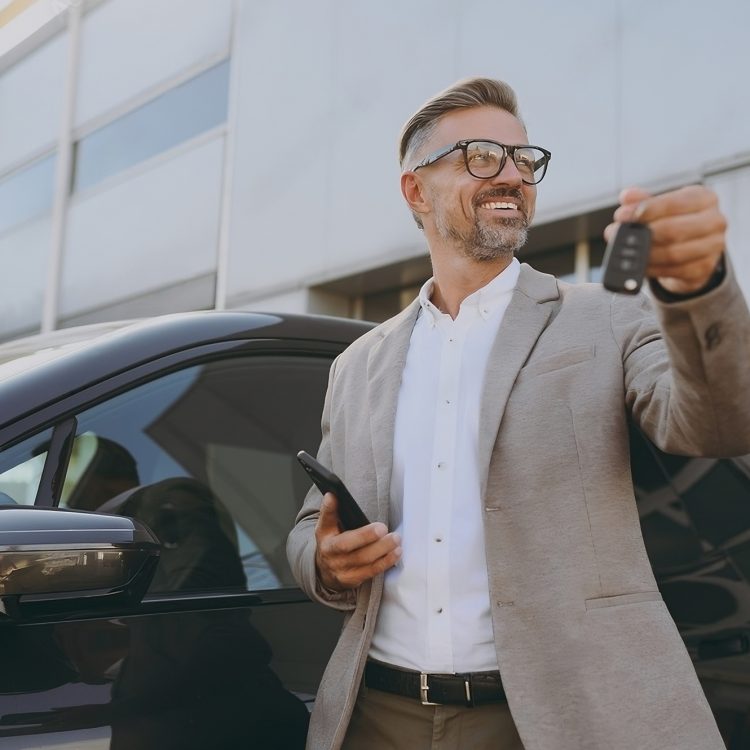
[296, 451, 370, 530]
[602, 222, 652, 294]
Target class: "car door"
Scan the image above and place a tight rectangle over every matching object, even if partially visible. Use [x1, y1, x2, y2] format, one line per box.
[631, 424, 750, 748]
[0, 340, 345, 750]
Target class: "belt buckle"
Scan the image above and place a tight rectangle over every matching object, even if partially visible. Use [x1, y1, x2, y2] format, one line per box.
[419, 673, 439, 706]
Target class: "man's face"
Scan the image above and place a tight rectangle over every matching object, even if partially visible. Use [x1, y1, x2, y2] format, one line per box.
[414, 106, 537, 262]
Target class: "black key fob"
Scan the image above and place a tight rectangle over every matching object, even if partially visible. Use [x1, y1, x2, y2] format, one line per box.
[601, 222, 652, 294]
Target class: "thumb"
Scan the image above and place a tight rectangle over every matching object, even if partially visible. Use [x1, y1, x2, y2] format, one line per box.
[316, 492, 341, 537]
[618, 186, 653, 221]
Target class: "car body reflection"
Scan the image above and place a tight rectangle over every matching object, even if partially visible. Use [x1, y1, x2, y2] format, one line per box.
[632, 424, 750, 744]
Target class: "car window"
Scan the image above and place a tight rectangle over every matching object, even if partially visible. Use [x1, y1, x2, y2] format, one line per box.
[60, 354, 331, 594]
[0, 428, 53, 505]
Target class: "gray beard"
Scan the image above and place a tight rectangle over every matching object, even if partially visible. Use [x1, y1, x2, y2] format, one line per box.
[437, 213, 528, 263]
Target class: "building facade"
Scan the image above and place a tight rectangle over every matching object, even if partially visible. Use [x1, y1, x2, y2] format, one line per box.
[0, 0, 749, 341]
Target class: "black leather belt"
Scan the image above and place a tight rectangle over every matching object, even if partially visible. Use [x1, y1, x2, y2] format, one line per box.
[364, 660, 506, 707]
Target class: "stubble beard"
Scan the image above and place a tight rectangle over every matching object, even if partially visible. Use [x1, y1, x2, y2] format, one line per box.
[433, 192, 530, 263]
[435, 213, 528, 263]
[470, 217, 528, 262]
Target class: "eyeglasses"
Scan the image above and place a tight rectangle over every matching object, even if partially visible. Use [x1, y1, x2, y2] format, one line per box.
[412, 139, 551, 185]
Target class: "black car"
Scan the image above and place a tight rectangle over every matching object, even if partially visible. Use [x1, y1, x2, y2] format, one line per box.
[0, 311, 749, 749]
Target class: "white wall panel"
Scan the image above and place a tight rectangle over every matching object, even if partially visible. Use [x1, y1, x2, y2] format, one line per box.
[225, 0, 622, 306]
[620, 0, 750, 187]
[226, 0, 458, 301]
[41, 0, 747, 317]
[0, 32, 66, 172]
[75, 0, 231, 127]
[707, 166, 750, 302]
[60, 137, 224, 317]
[0, 217, 50, 337]
[325, 0, 463, 266]
[225, 0, 335, 300]
[456, 0, 619, 219]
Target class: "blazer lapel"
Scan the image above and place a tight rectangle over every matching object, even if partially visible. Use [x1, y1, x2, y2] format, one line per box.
[367, 298, 421, 523]
[478, 264, 560, 498]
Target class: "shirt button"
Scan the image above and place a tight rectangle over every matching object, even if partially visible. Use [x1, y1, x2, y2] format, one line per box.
[437, 462, 446, 469]
[437, 608, 444, 614]
[435, 537, 442, 543]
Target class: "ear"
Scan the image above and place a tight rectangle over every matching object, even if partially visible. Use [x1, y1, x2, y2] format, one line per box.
[401, 171, 431, 223]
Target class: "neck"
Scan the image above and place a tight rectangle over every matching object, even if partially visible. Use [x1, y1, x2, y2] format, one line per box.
[429, 248, 512, 319]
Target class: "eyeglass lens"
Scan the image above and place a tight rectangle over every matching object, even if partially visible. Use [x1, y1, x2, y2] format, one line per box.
[465, 141, 547, 184]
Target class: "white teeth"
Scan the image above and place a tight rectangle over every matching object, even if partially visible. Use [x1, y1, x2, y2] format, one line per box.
[481, 201, 518, 210]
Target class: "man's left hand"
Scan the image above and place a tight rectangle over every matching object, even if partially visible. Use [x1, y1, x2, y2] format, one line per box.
[605, 185, 726, 295]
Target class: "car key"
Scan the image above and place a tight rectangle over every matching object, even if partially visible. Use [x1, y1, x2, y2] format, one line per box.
[601, 222, 652, 294]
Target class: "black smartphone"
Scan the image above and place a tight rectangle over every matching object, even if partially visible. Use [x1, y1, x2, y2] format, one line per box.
[296, 451, 370, 530]
[602, 222, 652, 294]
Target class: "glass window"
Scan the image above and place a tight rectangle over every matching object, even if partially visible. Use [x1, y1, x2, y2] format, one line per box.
[521, 244, 576, 282]
[60, 355, 332, 595]
[0, 428, 54, 505]
[362, 285, 422, 323]
[0, 154, 56, 235]
[73, 59, 230, 192]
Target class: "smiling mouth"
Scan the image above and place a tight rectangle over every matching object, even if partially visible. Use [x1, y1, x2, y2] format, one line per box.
[478, 201, 519, 211]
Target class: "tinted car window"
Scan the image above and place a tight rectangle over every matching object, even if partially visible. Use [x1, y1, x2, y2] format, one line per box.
[60, 355, 331, 594]
[0, 428, 53, 505]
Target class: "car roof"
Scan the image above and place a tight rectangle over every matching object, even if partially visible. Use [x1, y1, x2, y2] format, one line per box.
[0, 310, 372, 433]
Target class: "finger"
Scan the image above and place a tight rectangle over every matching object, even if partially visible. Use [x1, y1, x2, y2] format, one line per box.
[603, 221, 618, 244]
[618, 186, 652, 207]
[647, 253, 723, 288]
[611, 187, 652, 225]
[647, 207, 726, 250]
[647, 233, 726, 270]
[324, 522, 391, 555]
[368, 546, 403, 576]
[652, 267, 720, 295]
[634, 184, 718, 224]
[604, 215, 652, 241]
[315, 493, 342, 538]
[328, 545, 403, 589]
[328, 531, 401, 567]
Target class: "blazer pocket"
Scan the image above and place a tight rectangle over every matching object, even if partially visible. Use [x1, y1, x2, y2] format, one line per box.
[520, 344, 595, 378]
[585, 590, 663, 610]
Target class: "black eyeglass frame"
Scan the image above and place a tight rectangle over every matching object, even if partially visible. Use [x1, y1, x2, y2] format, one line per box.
[412, 139, 552, 185]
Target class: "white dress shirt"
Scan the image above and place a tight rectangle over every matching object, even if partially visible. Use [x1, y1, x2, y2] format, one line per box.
[369, 258, 521, 673]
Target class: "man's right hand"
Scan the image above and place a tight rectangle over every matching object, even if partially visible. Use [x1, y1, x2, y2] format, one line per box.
[315, 492, 402, 591]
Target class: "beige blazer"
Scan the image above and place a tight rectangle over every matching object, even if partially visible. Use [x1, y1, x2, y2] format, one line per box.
[288, 262, 750, 750]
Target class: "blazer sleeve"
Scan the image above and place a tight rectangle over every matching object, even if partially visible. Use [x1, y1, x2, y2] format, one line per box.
[286, 355, 357, 611]
[611, 254, 750, 457]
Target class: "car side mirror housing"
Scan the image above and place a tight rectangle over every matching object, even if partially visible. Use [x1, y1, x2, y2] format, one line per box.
[0, 506, 160, 622]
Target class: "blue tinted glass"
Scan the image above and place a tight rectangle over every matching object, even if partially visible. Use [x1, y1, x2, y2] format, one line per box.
[0, 154, 56, 235]
[74, 59, 230, 192]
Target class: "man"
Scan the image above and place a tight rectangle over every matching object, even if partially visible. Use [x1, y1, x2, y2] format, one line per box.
[287, 78, 750, 750]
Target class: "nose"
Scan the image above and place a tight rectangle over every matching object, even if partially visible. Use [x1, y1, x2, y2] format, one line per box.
[489, 156, 524, 186]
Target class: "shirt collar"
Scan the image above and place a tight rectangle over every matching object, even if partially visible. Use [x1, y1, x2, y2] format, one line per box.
[418, 257, 521, 325]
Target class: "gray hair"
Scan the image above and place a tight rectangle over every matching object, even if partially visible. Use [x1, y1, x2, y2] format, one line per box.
[399, 77, 522, 170]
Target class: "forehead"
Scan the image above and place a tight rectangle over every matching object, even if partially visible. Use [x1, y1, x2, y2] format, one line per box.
[427, 106, 528, 151]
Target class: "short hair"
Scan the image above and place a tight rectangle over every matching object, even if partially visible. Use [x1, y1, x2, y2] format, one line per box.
[399, 77, 522, 170]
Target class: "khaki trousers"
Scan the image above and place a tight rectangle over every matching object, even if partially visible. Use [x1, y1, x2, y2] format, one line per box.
[342, 686, 525, 750]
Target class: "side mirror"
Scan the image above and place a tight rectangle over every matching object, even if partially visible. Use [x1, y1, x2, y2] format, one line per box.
[0, 506, 160, 622]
